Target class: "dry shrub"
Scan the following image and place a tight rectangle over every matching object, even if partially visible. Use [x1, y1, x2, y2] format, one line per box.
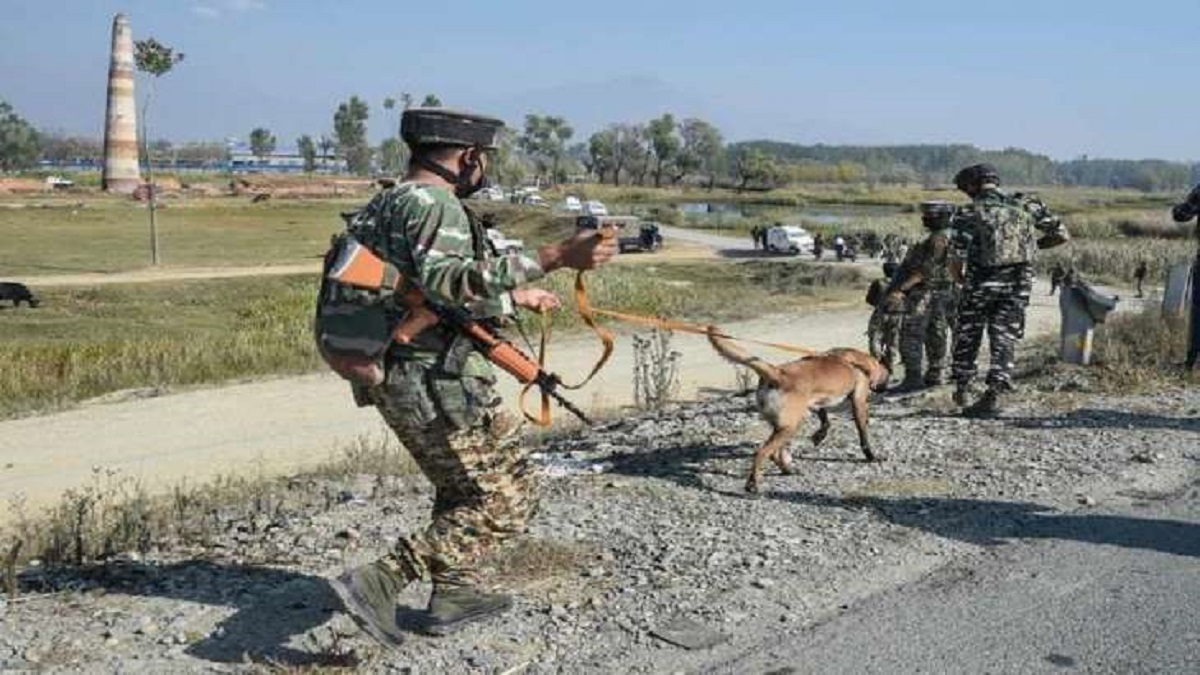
[1093, 306, 1193, 387]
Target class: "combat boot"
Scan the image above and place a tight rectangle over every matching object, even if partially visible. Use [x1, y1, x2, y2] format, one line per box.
[924, 370, 947, 387]
[424, 584, 513, 636]
[331, 561, 409, 647]
[888, 376, 926, 395]
[962, 388, 1001, 418]
[952, 382, 972, 408]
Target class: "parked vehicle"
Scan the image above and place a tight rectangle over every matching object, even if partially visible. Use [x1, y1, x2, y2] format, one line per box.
[618, 222, 664, 253]
[562, 196, 582, 212]
[526, 194, 549, 208]
[576, 214, 638, 232]
[471, 186, 505, 201]
[582, 200, 608, 216]
[766, 225, 815, 255]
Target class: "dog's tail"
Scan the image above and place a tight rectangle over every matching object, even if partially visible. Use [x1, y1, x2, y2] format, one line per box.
[706, 326, 784, 386]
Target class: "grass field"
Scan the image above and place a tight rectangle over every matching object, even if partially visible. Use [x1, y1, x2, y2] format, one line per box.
[0, 260, 863, 418]
[0, 194, 574, 277]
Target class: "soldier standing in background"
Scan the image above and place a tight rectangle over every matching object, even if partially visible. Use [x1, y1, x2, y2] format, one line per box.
[1049, 262, 1066, 296]
[866, 261, 904, 376]
[949, 164, 1068, 416]
[1172, 183, 1200, 369]
[1133, 259, 1148, 298]
[886, 201, 958, 393]
[331, 108, 617, 645]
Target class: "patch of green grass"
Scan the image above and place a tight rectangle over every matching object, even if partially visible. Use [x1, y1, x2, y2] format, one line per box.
[0, 275, 321, 417]
[0, 197, 357, 275]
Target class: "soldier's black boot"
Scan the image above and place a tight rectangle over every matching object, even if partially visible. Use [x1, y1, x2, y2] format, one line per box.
[424, 585, 513, 636]
[889, 376, 926, 395]
[331, 561, 409, 647]
[952, 382, 972, 408]
[962, 388, 1001, 418]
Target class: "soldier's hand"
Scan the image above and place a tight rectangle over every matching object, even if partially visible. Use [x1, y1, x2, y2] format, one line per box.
[512, 288, 561, 313]
[551, 229, 619, 271]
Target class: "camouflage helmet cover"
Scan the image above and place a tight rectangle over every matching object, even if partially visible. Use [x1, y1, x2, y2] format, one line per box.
[401, 108, 504, 150]
[953, 163, 1000, 192]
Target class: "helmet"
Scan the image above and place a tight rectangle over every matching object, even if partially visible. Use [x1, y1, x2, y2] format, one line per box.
[919, 200, 954, 229]
[953, 163, 1000, 193]
[401, 108, 504, 150]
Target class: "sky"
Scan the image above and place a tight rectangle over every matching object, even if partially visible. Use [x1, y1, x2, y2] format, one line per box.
[2, 0, 1198, 161]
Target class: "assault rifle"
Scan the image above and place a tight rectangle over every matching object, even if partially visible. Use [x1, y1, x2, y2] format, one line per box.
[326, 237, 593, 425]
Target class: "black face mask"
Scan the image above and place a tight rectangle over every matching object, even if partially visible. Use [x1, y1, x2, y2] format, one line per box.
[416, 149, 489, 199]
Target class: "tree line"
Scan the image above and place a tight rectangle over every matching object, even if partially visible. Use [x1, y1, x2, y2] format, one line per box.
[3, 94, 1197, 192]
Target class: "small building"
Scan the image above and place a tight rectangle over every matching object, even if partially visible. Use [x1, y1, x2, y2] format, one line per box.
[228, 144, 346, 174]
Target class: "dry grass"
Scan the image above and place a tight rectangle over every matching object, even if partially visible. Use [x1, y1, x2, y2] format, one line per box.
[1, 434, 418, 570]
[1035, 238, 1194, 285]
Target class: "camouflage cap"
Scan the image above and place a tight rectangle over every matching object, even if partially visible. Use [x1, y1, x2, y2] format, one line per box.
[401, 108, 504, 150]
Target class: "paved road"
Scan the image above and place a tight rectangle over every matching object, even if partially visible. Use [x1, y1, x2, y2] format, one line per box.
[736, 482, 1200, 675]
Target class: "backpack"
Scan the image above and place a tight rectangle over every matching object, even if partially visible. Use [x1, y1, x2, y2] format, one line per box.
[313, 201, 402, 386]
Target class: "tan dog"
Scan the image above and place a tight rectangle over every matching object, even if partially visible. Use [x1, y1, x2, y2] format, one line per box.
[707, 327, 890, 493]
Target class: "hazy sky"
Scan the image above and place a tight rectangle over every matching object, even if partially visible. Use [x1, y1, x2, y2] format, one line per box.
[3, 0, 1197, 160]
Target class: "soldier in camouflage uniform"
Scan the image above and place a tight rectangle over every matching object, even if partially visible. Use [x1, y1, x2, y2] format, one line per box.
[1171, 183, 1200, 369]
[887, 201, 958, 393]
[949, 164, 1067, 416]
[866, 260, 903, 375]
[332, 108, 617, 645]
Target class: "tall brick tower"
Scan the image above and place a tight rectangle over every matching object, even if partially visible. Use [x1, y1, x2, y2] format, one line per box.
[102, 13, 141, 193]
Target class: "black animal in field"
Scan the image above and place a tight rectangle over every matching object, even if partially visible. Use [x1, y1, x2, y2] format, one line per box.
[0, 282, 39, 308]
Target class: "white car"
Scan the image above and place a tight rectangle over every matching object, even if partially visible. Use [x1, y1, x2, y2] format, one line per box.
[471, 186, 505, 201]
[486, 228, 524, 254]
[766, 225, 815, 255]
[582, 200, 608, 216]
[526, 194, 549, 208]
[562, 196, 582, 212]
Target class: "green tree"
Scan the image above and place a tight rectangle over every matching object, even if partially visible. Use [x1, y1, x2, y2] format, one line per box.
[379, 137, 405, 175]
[520, 114, 574, 185]
[0, 100, 41, 170]
[733, 148, 778, 191]
[588, 129, 616, 183]
[134, 37, 184, 266]
[645, 113, 680, 187]
[38, 133, 102, 165]
[492, 127, 529, 187]
[678, 118, 723, 189]
[333, 96, 370, 175]
[421, 94, 442, 107]
[249, 127, 276, 162]
[297, 134, 317, 173]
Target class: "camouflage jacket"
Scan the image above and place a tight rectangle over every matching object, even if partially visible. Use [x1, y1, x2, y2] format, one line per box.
[352, 182, 546, 376]
[952, 189, 1059, 270]
[891, 229, 955, 293]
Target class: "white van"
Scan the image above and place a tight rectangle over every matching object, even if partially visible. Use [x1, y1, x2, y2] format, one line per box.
[766, 225, 815, 255]
[562, 196, 582, 212]
[582, 200, 608, 216]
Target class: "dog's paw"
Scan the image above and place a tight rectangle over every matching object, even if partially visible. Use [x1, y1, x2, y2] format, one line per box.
[861, 447, 884, 462]
[744, 480, 760, 494]
[810, 432, 828, 447]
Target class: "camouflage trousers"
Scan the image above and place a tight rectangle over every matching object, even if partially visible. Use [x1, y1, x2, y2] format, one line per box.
[867, 308, 904, 373]
[952, 265, 1033, 391]
[371, 360, 538, 587]
[899, 288, 954, 384]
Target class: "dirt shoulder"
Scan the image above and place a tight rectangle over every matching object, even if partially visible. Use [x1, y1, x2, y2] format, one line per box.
[0, 277, 1118, 523]
[2, 383, 1195, 672]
